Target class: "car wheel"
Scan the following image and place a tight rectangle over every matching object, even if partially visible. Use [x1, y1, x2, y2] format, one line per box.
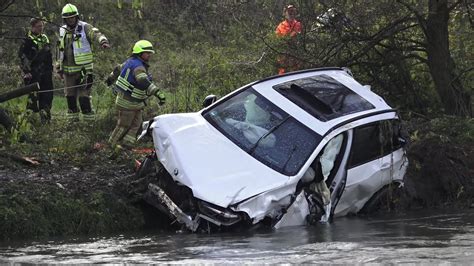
[359, 182, 403, 214]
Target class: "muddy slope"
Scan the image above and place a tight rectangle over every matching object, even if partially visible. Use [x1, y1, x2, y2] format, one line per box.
[363, 117, 474, 214]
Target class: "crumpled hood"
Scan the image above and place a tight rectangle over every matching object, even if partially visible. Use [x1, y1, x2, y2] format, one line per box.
[150, 113, 289, 207]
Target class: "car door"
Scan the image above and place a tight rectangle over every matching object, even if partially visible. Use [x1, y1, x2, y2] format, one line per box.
[334, 119, 404, 216]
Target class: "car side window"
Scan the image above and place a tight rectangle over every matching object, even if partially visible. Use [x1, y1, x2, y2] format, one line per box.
[348, 120, 402, 168]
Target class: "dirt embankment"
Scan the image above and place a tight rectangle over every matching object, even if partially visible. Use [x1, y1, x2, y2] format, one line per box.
[366, 117, 474, 214]
[0, 116, 473, 240]
[0, 147, 149, 241]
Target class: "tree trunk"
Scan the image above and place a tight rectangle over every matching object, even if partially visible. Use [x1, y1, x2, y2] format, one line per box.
[425, 0, 471, 116]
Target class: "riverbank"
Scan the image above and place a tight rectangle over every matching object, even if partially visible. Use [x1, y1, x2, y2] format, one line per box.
[0, 116, 473, 240]
[0, 144, 146, 240]
[364, 116, 474, 214]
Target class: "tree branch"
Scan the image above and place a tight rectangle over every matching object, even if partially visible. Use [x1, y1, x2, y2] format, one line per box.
[341, 16, 417, 65]
[451, 67, 474, 83]
[448, 0, 464, 12]
[395, 36, 426, 48]
[0, 14, 64, 29]
[396, 0, 428, 33]
[403, 53, 429, 64]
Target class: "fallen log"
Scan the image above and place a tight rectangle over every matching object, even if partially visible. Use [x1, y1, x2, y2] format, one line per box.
[0, 82, 40, 103]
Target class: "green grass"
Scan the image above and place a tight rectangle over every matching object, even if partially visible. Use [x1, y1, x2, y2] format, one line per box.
[0, 182, 144, 240]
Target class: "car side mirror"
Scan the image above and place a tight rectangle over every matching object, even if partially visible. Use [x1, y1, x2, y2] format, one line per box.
[202, 95, 217, 108]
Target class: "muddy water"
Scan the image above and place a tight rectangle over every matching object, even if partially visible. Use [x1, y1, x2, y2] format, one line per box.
[1, 210, 473, 264]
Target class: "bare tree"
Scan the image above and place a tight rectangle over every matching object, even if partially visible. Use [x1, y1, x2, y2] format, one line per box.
[397, 0, 471, 116]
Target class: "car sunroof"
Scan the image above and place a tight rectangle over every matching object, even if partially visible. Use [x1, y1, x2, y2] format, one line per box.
[273, 74, 375, 121]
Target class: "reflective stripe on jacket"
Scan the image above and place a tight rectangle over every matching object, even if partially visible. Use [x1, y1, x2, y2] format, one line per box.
[28, 32, 49, 49]
[18, 31, 53, 74]
[58, 21, 96, 73]
[59, 21, 92, 65]
[114, 57, 151, 103]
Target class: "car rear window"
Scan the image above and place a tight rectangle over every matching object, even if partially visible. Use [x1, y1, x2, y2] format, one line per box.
[273, 74, 375, 121]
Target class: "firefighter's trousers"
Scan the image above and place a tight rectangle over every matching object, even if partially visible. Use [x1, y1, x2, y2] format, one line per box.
[108, 106, 143, 147]
[63, 72, 95, 122]
[25, 71, 53, 122]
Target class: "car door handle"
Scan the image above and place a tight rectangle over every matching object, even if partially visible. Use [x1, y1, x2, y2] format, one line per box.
[381, 163, 392, 170]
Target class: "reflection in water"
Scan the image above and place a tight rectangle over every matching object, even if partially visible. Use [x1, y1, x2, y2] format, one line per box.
[1, 210, 473, 264]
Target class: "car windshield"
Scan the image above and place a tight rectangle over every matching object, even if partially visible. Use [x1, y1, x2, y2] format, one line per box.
[203, 88, 321, 176]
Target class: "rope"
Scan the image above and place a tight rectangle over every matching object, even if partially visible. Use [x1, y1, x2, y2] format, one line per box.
[36, 81, 104, 93]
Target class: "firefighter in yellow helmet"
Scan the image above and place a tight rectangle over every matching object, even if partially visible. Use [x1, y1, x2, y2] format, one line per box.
[57, 3, 110, 123]
[106, 40, 166, 149]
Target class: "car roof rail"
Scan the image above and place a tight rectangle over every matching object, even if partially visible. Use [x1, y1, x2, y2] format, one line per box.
[254, 67, 345, 86]
[341, 67, 353, 77]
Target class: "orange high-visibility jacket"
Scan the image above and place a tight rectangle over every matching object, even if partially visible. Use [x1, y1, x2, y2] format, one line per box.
[275, 19, 302, 37]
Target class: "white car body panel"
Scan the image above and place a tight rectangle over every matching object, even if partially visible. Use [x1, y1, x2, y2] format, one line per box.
[292, 111, 399, 183]
[150, 113, 290, 207]
[335, 148, 406, 216]
[142, 68, 408, 231]
[273, 192, 310, 229]
[231, 185, 296, 223]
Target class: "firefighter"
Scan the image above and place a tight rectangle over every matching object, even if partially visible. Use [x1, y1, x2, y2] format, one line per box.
[107, 40, 166, 149]
[18, 18, 54, 123]
[275, 4, 302, 75]
[57, 3, 110, 122]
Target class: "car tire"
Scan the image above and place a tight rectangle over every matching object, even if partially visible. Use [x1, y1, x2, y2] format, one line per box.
[359, 182, 402, 214]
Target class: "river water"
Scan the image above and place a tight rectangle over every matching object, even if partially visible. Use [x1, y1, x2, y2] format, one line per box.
[0, 210, 473, 264]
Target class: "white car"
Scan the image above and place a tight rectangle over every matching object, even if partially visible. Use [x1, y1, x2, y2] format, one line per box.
[136, 68, 408, 232]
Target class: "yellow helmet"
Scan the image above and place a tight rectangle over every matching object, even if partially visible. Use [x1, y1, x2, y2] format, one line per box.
[132, 40, 155, 54]
[62, 4, 79, 18]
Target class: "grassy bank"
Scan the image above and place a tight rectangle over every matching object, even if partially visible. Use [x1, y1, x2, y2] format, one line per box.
[0, 182, 143, 239]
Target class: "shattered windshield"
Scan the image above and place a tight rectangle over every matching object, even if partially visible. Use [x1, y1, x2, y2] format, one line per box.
[203, 88, 321, 176]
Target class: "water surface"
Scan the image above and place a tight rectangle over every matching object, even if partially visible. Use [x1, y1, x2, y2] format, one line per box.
[1, 210, 473, 264]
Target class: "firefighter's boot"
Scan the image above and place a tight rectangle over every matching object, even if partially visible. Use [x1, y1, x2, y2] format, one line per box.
[66, 96, 80, 123]
[79, 96, 95, 122]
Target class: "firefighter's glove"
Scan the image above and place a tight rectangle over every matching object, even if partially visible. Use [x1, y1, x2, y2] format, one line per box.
[156, 91, 166, 106]
[101, 41, 110, 49]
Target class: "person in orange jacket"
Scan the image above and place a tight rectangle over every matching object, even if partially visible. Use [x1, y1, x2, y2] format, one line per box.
[275, 4, 302, 75]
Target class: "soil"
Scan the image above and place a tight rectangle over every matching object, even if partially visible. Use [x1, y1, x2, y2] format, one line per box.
[363, 117, 474, 215]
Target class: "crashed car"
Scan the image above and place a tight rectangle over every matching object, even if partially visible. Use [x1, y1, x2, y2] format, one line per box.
[136, 67, 408, 232]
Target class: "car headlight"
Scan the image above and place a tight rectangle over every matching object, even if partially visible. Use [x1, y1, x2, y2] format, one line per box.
[138, 119, 153, 140]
